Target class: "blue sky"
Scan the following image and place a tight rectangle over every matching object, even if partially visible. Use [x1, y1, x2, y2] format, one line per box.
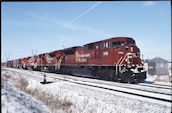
[1, 1, 171, 62]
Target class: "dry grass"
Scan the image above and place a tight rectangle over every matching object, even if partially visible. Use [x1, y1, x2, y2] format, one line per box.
[1, 70, 79, 113]
[1, 72, 11, 88]
[3, 74, 11, 79]
[1, 77, 5, 88]
[15, 76, 73, 113]
[16, 77, 28, 90]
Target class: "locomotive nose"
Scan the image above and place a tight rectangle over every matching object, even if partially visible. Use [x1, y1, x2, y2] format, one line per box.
[125, 45, 135, 52]
[124, 45, 141, 67]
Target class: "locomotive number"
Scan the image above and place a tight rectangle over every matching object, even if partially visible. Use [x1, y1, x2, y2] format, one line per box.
[103, 51, 108, 56]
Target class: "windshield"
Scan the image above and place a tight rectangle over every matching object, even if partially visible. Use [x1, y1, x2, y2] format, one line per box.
[112, 41, 125, 48]
[126, 41, 135, 46]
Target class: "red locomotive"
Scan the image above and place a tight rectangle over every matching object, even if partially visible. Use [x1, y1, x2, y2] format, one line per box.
[6, 37, 146, 83]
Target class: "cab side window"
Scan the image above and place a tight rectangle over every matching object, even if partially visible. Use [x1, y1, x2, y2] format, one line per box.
[112, 41, 125, 48]
[126, 41, 135, 46]
[102, 42, 110, 49]
[88, 43, 94, 50]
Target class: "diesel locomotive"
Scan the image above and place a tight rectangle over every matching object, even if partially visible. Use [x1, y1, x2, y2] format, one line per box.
[7, 37, 146, 83]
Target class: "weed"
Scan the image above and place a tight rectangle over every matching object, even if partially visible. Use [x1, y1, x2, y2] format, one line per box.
[2, 70, 74, 113]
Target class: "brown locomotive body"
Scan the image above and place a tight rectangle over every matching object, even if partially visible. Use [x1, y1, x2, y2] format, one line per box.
[6, 37, 146, 83]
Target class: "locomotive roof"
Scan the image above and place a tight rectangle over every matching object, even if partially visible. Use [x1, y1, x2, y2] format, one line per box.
[8, 37, 135, 61]
[84, 37, 134, 46]
[63, 46, 81, 50]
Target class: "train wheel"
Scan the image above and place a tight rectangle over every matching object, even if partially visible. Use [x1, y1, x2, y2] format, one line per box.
[134, 79, 138, 84]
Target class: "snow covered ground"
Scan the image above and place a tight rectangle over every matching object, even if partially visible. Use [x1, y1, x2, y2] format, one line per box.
[146, 74, 171, 83]
[1, 68, 172, 113]
[1, 74, 50, 113]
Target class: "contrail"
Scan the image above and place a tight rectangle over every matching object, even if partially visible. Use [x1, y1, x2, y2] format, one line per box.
[66, 1, 102, 25]
[57, 1, 102, 30]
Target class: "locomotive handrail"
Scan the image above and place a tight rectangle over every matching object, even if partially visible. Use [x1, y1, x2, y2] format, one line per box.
[118, 53, 128, 74]
[116, 57, 123, 75]
[118, 53, 133, 74]
[55, 56, 63, 70]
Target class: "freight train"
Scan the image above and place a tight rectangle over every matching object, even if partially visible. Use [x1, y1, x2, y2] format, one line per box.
[6, 37, 146, 83]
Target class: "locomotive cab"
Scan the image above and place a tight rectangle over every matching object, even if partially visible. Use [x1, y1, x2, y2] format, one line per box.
[111, 37, 146, 83]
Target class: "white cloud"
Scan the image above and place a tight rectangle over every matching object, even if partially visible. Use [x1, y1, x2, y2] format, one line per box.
[22, 11, 49, 21]
[142, 1, 155, 7]
[59, 35, 71, 43]
[20, 3, 111, 38]
[61, 23, 112, 37]
[21, 10, 111, 37]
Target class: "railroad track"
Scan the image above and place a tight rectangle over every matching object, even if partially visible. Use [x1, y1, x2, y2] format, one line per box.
[63, 76, 172, 95]
[4, 68, 172, 104]
[138, 82, 172, 90]
[8, 68, 171, 94]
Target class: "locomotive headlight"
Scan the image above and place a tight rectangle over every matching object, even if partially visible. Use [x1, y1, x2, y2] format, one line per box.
[125, 46, 129, 51]
[131, 47, 133, 52]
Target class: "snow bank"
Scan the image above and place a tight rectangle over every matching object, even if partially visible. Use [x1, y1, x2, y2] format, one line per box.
[146, 74, 171, 83]
[1, 77, 50, 113]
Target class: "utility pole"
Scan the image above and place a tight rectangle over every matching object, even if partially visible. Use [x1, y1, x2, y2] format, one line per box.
[4, 52, 11, 62]
[31, 49, 38, 56]
[4, 52, 11, 67]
